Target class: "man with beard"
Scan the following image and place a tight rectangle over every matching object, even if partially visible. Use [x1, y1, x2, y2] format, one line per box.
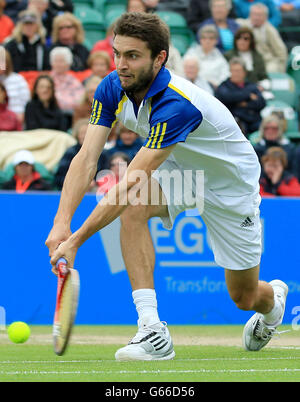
[46, 12, 288, 361]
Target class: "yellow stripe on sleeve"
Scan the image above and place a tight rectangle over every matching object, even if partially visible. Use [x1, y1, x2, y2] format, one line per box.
[89, 99, 98, 124]
[145, 126, 155, 148]
[156, 122, 167, 149]
[94, 101, 102, 125]
[151, 123, 161, 149]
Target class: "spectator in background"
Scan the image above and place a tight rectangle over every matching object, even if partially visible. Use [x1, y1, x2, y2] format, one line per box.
[183, 55, 214, 94]
[187, 0, 237, 35]
[50, 12, 90, 71]
[24, 74, 68, 131]
[73, 75, 102, 125]
[0, 0, 14, 44]
[4, 9, 50, 72]
[2, 149, 52, 192]
[166, 44, 184, 77]
[96, 152, 130, 197]
[259, 147, 300, 196]
[86, 51, 111, 83]
[49, 46, 85, 127]
[27, 0, 53, 41]
[49, 0, 73, 13]
[91, 22, 116, 73]
[199, 0, 240, 53]
[0, 48, 30, 124]
[0, 82, 22, 131]
[2, 0, 27, 23]
[233, 0, 282, 27]
[215, 57, 265, 136]
[224, 27, 268, 84]
[253, 114, 296, 173]
[236, 3, 288, 72]
[54, 118, 108, 190]
[185, 24, 230, 89]
[107, 123, 144, 161]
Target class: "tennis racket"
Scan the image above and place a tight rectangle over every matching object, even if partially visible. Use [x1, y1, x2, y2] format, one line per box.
[53, 257, 80, 356]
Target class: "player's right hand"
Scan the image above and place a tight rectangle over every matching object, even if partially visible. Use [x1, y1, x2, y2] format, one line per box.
[45, 223, 72, 261]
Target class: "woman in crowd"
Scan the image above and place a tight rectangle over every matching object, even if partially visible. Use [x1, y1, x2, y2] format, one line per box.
[253, 114, 296, 173]
[50, 12, 90, 71]
[259, 147, 300, 196]
[185, 24, 230, 89]
[24, 74, 68, 131]
[4, 9, 50, 72]
[0, 82, 22, 131]
[0, 48, 30, 124]
[224, 27, 268, 84]
[49, 46, 85, 127]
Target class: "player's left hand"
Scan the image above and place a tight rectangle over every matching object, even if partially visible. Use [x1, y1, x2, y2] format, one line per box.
[50, 238, 78, 275]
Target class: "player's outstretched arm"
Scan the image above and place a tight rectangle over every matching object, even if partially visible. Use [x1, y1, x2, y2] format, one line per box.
[46, 124, 110, 257]
[50, 144, 175, 268]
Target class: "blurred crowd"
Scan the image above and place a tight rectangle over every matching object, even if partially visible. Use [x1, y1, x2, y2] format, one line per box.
[0, 0, 300, 197]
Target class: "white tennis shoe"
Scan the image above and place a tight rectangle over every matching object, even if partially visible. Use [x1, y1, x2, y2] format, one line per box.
[242, 280, 288, 351]
[115, 317, 175, 361]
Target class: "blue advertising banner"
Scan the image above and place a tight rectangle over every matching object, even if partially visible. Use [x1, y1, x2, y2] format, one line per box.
[0, 192, 299, 325]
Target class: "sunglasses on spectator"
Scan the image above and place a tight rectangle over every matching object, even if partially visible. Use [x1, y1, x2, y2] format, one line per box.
[59, 25, 75, 30]
[237, 35, 251, 41]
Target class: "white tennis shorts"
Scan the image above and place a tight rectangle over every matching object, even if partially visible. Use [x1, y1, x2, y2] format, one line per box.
[152, 160, 262, 271]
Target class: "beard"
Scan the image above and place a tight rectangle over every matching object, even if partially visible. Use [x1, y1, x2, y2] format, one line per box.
[118, 61, 155, 95]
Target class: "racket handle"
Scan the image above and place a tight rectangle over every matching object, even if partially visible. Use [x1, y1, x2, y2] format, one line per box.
[56, 257, 68, 276]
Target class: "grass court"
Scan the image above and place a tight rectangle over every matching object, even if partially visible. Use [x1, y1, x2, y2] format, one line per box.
[0, 325, 299, 382]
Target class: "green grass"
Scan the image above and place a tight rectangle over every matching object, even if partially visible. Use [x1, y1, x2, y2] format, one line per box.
[0, 325, 299, 382]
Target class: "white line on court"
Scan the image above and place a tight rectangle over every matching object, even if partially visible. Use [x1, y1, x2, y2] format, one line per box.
[1, 356, 300, 364]
[1, 368, 300, 376]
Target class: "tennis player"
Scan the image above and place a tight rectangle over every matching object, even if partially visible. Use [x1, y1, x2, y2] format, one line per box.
[46, 12, 288, 361]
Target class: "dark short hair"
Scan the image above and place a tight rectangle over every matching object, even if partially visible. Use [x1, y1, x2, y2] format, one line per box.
[113, 12, 170, 65]
[234, 27, 256, 51]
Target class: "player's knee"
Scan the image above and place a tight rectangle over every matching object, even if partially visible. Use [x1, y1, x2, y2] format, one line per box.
[120, 204, 150, 226]
[231, 291, 256, 311]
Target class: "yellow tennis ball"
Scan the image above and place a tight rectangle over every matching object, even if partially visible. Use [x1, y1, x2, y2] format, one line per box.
[7, 322, 31, 344]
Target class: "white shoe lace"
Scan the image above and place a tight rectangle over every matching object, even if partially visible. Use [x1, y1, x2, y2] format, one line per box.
[130, 321, 167, 344]
[254, 319, 290, 341]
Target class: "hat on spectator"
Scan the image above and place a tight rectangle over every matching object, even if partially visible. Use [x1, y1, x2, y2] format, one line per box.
[19, 12, 38, 24]
[13, 150, 35, 166]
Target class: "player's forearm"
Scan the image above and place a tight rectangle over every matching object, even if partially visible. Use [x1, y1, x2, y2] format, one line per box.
[54, 152, 97, 226]
[70, 176, 137, 247]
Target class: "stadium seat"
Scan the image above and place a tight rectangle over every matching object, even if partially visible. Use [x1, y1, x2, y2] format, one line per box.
[268, 72, 298, 109]
[85, 29, 107, 47]
[171, 34, 192, 56]
[73, 0, 93, 8]
[156, 11, 188, 34]
[93, 0, 106, 13]
[104, 4, 126, 27]
[74, 7, 105, 31]
[287, 46, 300, 99]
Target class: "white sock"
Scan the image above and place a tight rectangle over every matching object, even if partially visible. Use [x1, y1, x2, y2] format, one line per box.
[132, 288, 160, 326]
[263, 297, 283, 326]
